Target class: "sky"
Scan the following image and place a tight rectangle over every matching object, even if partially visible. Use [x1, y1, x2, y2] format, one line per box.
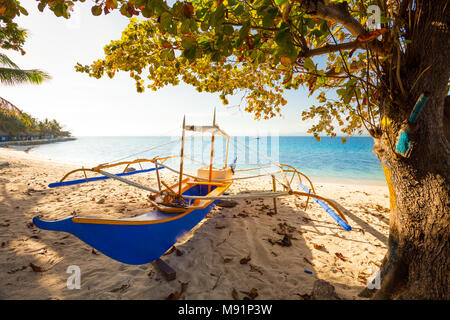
[1, 3, 323, 137]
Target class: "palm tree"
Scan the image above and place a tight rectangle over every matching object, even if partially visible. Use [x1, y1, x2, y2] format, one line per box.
[0, 53, 51, 85]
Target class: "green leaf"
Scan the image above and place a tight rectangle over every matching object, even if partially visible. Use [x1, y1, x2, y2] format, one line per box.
[172, 1, 184, 18]
[190, 19, 198, 32]
[213, 5, 225, 26]
[233, 4, 244, 16]
[160, 12, 172, 30]
[119, 4, 128, 16]
[262, 8, 278, 28]
[38, 2, 47, 12]
[168, 49, 175, 61]
[141, 7, 154, 18]
[275, 0, 287, 5]
[180, 19, 191, 34]
[54, 4, 64, 17]
[274, 28, 290, 47]
[91, 5, 103, 16]
[200, 20, 209, 31]
[183, 47, 196, 60]
[181, 37, 196, 49]
[239, 21, 250, 39]
[303, 58, 315, 70]
[343, 91, 353, 104]
[320, 21, 329, 34]
[18, 6, 28, 16]
[223, 25, 234, 36]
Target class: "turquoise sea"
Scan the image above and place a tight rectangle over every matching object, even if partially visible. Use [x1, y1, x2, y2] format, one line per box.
[21, 136, 384, 183]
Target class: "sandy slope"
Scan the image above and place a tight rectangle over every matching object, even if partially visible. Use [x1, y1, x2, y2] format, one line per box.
[0, 147, 390, 300]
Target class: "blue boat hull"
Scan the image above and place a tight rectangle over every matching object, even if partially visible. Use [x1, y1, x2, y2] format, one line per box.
[33, 202, 215, 265]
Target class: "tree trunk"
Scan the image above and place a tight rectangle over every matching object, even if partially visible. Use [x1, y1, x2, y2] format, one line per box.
[373, 109, 450, 299]
[370, 0, 450, 299]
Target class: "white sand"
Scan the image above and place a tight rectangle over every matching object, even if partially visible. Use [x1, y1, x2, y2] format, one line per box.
[0, 147, 390, 300]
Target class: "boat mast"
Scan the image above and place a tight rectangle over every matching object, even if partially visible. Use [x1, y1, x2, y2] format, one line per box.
[208, 108, 216, 192]
[224, 135, 229, 169]
[178, 116, 186, 199]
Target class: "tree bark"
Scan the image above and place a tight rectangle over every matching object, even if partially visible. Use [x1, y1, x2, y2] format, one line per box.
[374, 101, 450, 299]
[370, 0, 450, 299]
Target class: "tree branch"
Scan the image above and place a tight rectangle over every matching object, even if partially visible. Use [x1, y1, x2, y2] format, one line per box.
[304, 40, 361, 57]
[302, 39, 385, 59]
[298, 0, 366, 37]
[325, 59, 368, 77]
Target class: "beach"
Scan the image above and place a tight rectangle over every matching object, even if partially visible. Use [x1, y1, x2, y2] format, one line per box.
[0, 147, 390, 300]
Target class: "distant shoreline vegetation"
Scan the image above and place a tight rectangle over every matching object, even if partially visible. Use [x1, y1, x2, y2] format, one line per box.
[0, 96, 71, 143]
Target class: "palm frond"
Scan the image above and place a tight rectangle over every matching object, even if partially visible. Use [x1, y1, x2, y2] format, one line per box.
[0, 67, 51, 86]
[0, 53, 19, 68]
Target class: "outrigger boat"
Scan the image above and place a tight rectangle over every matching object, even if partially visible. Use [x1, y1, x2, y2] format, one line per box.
[33, 110, 352, 265]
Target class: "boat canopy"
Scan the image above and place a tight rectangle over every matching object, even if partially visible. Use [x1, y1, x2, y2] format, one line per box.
[184, 124, 229, 139]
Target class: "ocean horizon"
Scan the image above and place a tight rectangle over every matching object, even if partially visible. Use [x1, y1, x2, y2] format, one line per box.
[17, 135, 385, 183]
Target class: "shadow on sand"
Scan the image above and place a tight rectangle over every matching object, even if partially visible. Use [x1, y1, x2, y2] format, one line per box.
[0, 164, 387, 299]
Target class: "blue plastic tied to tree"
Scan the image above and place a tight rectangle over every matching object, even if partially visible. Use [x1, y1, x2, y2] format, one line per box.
[408, 94, 428, 124]
[395, 93, 428, 157]
[297, 182, 352, 231]
[395, 131, 411, 155]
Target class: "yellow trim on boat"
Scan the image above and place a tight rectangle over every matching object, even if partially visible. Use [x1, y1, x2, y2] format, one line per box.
[72, 181, 232, 225]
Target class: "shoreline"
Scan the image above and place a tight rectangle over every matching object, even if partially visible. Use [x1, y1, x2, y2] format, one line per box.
[0, 146, 85, 169]
[0, 137, 76, 147]
[0, 146, 390, 300]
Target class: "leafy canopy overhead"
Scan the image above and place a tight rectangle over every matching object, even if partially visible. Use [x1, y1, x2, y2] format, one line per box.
[0, 0, 28, 54]
[3, 0, 398, 140]
[0, 1, 50, 86]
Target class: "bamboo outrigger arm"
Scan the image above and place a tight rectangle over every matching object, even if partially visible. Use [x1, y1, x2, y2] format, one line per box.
[279, 163, 317, 210]
[279, 163, 316, 194]
[48, 156, 176, 188]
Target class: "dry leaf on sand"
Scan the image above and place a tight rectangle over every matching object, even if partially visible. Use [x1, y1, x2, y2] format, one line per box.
[29, 263, 47, 272]
[240, 255, 251, 264]
[242, 288, 259, 300]
[335, 252, 348, 262]
[232, 288, 240, 300]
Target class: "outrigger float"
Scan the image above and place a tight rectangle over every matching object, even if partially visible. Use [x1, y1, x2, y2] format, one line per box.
[33, 110, 352, 265]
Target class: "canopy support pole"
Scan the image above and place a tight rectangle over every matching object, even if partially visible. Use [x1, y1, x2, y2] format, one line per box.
[272, 175, 278, 215]
[208, 108, 216, 193]
[224, 136, 229, 169]
[155, 163, 161, 192]
[178, 116, 186, 198]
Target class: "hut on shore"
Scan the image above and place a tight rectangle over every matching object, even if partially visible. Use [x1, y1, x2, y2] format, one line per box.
[0, 130, 10, 142]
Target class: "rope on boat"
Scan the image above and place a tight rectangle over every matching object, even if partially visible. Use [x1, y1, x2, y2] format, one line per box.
[235, 165, 274, 172]
[103, 138, 181, 165]
[152, 160, 282, 182]
[232, 138, 293, 191]
[102, 125, 183, 165]
[232, 171, 283, 180]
